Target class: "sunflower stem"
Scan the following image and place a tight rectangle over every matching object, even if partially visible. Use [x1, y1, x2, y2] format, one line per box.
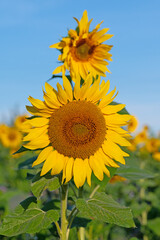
[77, 187, 85, 240]
[67, 207, 79, 239]
[60, 184, 68, 240]
[89, 185, 100, 198]
[140, 161, 149, 240]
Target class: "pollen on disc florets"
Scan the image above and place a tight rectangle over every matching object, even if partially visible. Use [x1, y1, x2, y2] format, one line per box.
[48, 101, 106, 159]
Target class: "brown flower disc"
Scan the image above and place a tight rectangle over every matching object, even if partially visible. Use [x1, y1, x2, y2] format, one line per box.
[48, 101, 106, 159]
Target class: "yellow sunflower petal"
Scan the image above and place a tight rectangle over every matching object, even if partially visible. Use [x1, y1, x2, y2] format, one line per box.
[73, 158, 86, 188]
[57, 83, 68, 104]
[52, 65, 64, 75]
[89, 155, 104, 181]
[32, 146, 53, 167]
[106, 129, 131, 146]
[62, 75, 73, 101]
[40, 150, 56, 176]
[101, 104, 125, 115]
[98, 148, 120, 168]
[84, 159, 92, 186]
[104, 114, 132, 126]
[28, 96, 47, 109]
[65, 158, 74, 183]
[98, 87, 117, 108]
[102, 139, 128, 164]
[51, 151, 65, 175]
[25, 117, 49, 127]
[23, 125, 48, 141]
[24, 134, 50, 150]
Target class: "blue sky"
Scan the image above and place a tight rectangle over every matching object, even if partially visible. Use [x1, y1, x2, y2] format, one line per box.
[0, 0, 160, 132]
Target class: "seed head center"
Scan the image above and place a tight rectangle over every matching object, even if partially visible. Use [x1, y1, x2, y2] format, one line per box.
[48, 101, 106, 159]
[72, 123, 89, 136]
[76, 43, 90, 60]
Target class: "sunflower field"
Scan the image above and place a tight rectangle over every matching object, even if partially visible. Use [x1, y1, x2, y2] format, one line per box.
[0, 10, 160, 240]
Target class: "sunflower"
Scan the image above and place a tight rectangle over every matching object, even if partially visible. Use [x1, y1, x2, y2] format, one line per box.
[22, 75, 131, 188]
[14, 114, 28, 130]
[134, 126, 148, 144]
[0, 124, 8, 140]
[153, 152, 160, 161]
[1, 127, 22, 149]
[127, 115, 138, 133]
[50, 10, 113, 80]
[109, 175, 127, 184]
[145, 138, 160, 153]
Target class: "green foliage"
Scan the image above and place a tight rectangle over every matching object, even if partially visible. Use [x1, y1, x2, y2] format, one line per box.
[31, 172, 61, 198]
[0, 197, 59, 237]
[76, 192, 135, 228]
[117, 166, 155, 180]
[148, 218, 160, 236]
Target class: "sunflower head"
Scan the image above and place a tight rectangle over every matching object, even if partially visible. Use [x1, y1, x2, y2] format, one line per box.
[153, 152, 160, 162]
[109, 175, 127, 184]
[14, 114, 28, 130]
[127, 116, 138, 133]
[145, 138, 160, 153]
[0, 124, 8, 139]
[50, 10, 113, 80]
[1, 127, 22, 149]
[22, 75, 131, 188]
[134, 126, 148, 144]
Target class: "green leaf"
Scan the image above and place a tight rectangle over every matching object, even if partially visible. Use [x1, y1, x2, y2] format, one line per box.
[131, 202, 149, 217]
[0, 207, 59, 237]
[116, 167, 155, 180]
[13, 146, 29, 155]
[76, 192, 135, 228]
[110, 101, 130, 115]
[31, 172, 61, 198]
[18, 156, 37, 169]
[148, 218, 160, 236]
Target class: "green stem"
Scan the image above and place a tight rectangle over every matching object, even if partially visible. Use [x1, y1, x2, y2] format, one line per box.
[55, 221, 61, 238]
[89, 185, 100, 198]
[67, 207, 79, 239]
[61, 184, 68, 240]
[77, 187, 85, 240]
[140, 161, 148, 240]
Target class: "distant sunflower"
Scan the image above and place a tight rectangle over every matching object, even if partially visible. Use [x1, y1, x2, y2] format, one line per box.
[1, 127, 22, 149]
[14, 114, 28, 130]
[127, 116, 138, 133]
[146, 138, 160, 153]
[153, 152, 160, 161]
[22, 75, 131, 188]
[109, 175, 127, 184]
[50, 10, 113, 80]
[0, 124, 8, 139]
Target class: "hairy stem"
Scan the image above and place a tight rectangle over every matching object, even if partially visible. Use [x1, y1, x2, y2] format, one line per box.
[61, 184, 68, 240]
[140, 161, 148, 240]
[77, 187, 85, 240]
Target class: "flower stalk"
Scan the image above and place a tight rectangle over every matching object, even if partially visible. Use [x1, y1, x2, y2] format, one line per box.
[78, 187, 85, 240]
[61, 184, 68, 240]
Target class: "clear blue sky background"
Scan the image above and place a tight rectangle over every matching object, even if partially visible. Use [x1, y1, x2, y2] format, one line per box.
[0, 0, 160, 133]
